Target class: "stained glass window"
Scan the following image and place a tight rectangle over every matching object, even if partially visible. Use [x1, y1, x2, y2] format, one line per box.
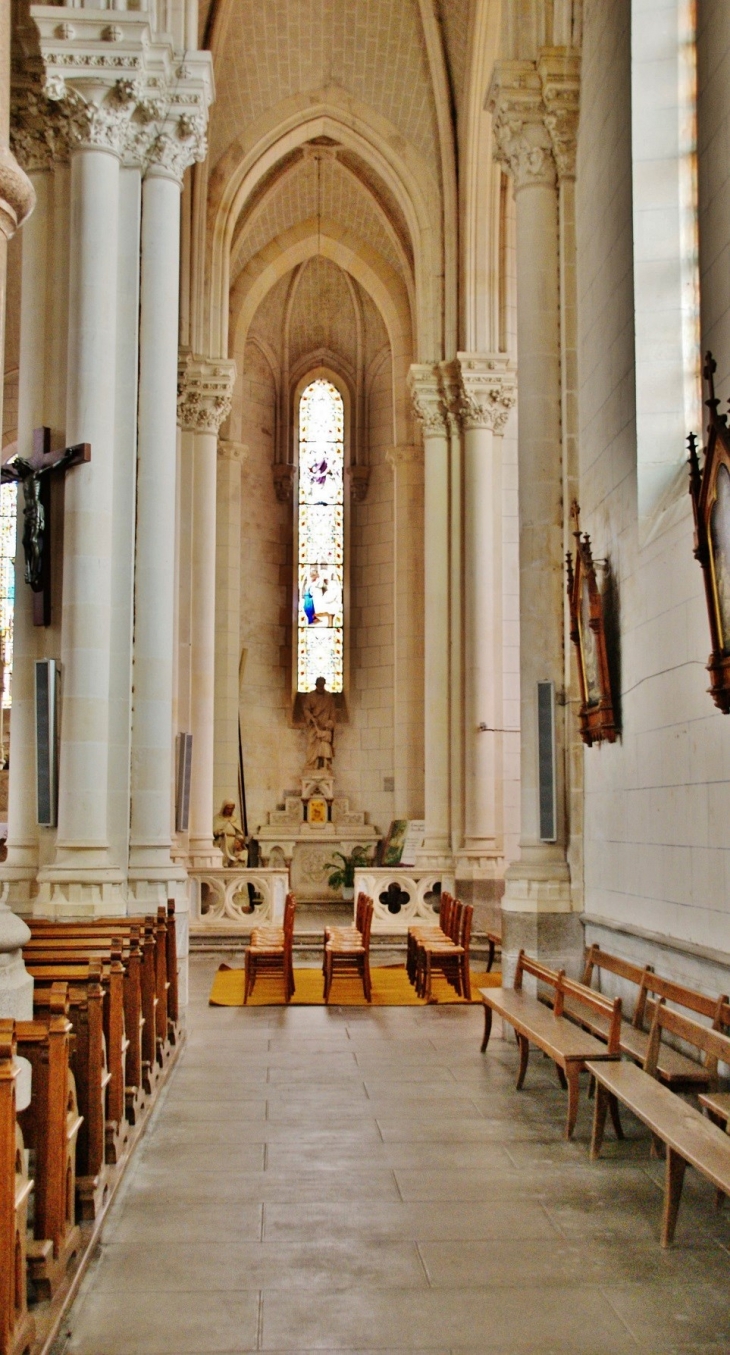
[297, 379, 344, 692]
[0, 483, 16, 709]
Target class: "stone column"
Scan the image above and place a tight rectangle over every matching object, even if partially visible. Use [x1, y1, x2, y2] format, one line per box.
[457, 355, 516, 913]
[0, 3, 35, 1012]
[177, 356, 236, 869]
[214, 440, 246, 819]
[128, 140, 203, 909]
[539, 48, 583, 909]
[1, 166, 47, 907]
[386, 445, 424, 819]
[490, 64, 581, 975]
[407, 366, 451, 864]
[35, 83, 138, 915]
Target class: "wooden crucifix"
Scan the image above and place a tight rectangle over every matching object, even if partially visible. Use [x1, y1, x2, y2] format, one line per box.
[1, 427, 90, 626]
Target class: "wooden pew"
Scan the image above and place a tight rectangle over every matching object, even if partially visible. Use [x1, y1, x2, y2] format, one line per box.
[31, 964, 109, 1221]
[16, 984, 82, 1298]
[587, 1002, 730, 1246]
[25, 946, 129, 1166]
[480, 951, 623, 1137]
[26, 918, 158, 1107]
[28, 905, 177, 1086]
[0, 1020, 35, 1355]
[580, 945, 728, 1090]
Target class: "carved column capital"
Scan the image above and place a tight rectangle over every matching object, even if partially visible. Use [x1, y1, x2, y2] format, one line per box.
[407, 364, 448, 437]
[538, 48, 581, 181]
[14, 13, 213, 175]
[456, 354, 517, 434]
[177, 353, 236, 435]
[11, 82, 71, 171]
[488, 61, 556, 192]
[0, 146, 35, 241]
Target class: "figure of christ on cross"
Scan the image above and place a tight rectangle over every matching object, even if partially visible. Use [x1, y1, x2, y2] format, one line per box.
[1, 426, 91, 626]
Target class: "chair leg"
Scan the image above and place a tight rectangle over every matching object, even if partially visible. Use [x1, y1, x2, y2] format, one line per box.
[461, 956, 471, 1002]
[244, 952, 252, 1004]
[363, 954, 372, 1003]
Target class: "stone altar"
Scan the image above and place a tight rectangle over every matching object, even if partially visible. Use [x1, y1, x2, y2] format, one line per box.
[255, 776, 378, 902]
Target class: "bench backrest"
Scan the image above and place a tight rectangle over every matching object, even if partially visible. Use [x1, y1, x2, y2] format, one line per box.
[582, 944, 651, 991]
[514, 950, 563, 993]
[638, 970, 729, 1033]
[646, 1000, 730, 1083]
[556, 974, 623, 1054]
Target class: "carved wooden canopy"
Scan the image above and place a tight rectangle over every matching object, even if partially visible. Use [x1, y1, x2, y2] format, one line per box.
[566, 503, 617, 746]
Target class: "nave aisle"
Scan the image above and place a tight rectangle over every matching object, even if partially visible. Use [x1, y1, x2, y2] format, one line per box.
[57, 958, 730, 1355]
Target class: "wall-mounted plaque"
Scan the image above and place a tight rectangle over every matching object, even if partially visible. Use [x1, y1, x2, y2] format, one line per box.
[566, 503, 617, 746]
[689, 353, 730, 713]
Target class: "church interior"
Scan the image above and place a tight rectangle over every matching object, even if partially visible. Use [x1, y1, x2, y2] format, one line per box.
[2, 0, 730, 1352]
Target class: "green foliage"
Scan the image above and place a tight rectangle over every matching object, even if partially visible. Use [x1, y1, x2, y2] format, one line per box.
[324, 845, 371, 890]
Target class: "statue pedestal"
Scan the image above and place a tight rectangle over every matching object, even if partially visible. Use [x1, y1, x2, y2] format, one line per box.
[255, 785, 378, 902]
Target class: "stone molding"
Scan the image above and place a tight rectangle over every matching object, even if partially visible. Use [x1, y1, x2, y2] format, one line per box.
[0, 145, 35, 241]
[347, 463, 370, 502]
[272, 463, 296, 502]
[407, 364, 447, 437]
[218, 439, 248, 464]
[456, 353, 517, 434]
[488, 60, 556, 193]
[538, 48, 580, 182]
[12, 12, 212, 181]
[177, 353, 236, 434]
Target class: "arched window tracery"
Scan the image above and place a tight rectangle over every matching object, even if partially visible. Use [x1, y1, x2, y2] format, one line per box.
[296, 378, 345, 693]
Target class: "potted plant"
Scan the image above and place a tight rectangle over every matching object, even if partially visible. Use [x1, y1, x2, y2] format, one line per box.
[325, 845, 371, 901]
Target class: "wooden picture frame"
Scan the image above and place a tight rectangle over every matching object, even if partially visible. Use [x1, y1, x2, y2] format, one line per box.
[566, 503, 617, 746]
[688, 353, 730, 713]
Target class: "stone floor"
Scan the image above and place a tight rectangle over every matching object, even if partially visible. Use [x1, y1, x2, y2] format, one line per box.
[55, 955, 730, 1355]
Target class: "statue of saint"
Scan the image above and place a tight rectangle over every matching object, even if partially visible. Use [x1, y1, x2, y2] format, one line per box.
[302, 676, 336, 772]
[213, 800, 248, 866]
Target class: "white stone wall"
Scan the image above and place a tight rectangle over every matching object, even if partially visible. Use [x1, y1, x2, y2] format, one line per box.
[234, 341, 301, 832]
[577, 0, 730, 972]
[342, 353, 396, 836]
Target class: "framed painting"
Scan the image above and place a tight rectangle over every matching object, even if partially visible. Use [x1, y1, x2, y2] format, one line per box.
[689, 353, 730, 713]
[566, 503, 617, 746]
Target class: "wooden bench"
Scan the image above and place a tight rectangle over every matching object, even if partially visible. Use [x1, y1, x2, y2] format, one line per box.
[16, 984, 82, 1298]
[0, 1020, 35, 1355]
[30, 963, 109, 1221]
[480, 951, 623, 1137]
[27, 915, 163, 1105]
[587, 1001, 730, 1246]
[579, 945, 728, 1090]
[26, 943, 129, 1165]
